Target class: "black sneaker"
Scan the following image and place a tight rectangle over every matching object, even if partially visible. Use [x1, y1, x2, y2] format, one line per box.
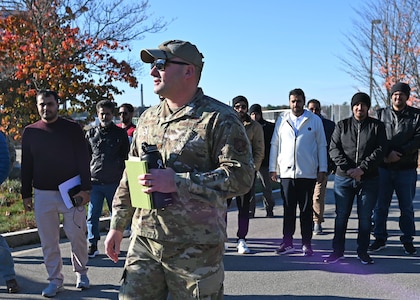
[302, 245, 313, 256]
[275, 243, 295, 255]
[368, 239, 386, 252]
[323, 252, 344, 264]
[88, 244, 99, 258]
[6, 279, 19, 294]
[357, 252, 374, 265]
[266, 210, 274, 218]
[403, 242, 417, 255]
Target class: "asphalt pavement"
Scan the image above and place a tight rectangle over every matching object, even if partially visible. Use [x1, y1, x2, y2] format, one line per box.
[2, 175, 420, 299]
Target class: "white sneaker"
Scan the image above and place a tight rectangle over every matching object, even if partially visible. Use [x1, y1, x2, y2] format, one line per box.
[237, 239, 250, 254]
[76, 274, 90, 289]
[41, 282, 64, 297]
[313, 223, 323, 235]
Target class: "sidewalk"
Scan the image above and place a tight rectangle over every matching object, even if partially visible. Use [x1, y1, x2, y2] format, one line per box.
[3, 175, 420, 299]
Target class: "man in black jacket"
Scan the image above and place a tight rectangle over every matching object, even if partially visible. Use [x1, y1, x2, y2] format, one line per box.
[325, 92, 387, 265]
[307, 99, 335, 235]
[369, 82, 420, 255]
[249, 104, 275, 217]
[86, 100, 129, 258]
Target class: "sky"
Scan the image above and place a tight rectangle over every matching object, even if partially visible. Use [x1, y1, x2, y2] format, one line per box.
[112, 0, 368, 109]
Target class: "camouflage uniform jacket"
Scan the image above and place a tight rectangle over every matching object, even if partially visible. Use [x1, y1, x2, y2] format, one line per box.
[111, 88, 254, 244]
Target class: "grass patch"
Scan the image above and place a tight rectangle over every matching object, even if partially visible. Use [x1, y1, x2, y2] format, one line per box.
[0, 180, 36, 233]
[0, 179, 110, 234]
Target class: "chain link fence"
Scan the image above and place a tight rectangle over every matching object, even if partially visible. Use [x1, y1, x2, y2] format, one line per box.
[262, 104, 352, 124]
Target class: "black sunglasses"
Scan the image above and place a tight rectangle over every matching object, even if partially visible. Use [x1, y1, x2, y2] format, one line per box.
[118, 112, 128, 116]
[151, 59, 190, 71]
[234, 104, 247, 110]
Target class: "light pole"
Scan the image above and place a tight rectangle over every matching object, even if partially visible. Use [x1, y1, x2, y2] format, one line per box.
[369, 19, 381, 102]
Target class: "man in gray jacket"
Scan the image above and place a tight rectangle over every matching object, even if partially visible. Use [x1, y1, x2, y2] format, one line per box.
[85, 100, 129, 258]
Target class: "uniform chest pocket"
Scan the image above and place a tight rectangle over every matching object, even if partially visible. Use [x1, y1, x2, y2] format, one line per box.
[166, 122, 209, 170]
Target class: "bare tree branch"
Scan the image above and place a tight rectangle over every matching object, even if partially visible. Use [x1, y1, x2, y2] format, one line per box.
[340, 0, 420, 107]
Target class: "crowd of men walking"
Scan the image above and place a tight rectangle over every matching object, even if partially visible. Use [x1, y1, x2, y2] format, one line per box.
[0, 38, 418, 300]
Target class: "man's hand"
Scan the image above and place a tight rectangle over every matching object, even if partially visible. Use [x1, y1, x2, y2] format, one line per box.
[346, 167, 364, 182]
[384, 150, 402, 163]
[270, 172, 278, 182]
[138, 167, 177, 194]
[74, 190, 91, 206]
[23, 197, 33, 212]
[104, 229, 123, 263]
[316, 172, 326, 183]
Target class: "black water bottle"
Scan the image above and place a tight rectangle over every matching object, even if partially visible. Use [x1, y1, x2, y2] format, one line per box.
[141, 142, 173, 209]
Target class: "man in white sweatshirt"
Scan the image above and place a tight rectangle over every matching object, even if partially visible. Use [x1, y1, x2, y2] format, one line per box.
[269, 88, 327, 256]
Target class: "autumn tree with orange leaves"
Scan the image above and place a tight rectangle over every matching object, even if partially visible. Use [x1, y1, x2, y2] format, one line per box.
[0, 0, 167, 138]
[341, 0, 419, 107]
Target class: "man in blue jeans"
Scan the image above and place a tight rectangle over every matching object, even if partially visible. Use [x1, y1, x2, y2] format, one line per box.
[325, 92, 387, 265]
[370, 82, 420, 255]
[86, 100, 129, 258]
[0, 132, 19, 294]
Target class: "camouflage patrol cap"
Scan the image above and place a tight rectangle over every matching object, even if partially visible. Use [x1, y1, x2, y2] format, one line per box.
[140, 40, 204, 69]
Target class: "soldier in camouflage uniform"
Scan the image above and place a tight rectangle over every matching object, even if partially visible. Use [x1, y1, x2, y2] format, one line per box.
[104, 40, 254, 300]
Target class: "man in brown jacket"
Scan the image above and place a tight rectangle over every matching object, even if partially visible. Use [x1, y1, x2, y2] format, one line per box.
[229, 95, 264, 254]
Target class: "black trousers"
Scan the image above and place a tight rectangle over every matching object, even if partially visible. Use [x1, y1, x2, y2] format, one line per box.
[281, 178, 316, 246]
[227, 173, 256, 240]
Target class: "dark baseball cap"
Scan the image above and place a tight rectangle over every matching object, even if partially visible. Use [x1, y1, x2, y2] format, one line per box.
[140, 40, 204, 69]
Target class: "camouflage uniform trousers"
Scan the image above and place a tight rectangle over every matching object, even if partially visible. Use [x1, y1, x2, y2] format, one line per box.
[119, 235, 224, 300]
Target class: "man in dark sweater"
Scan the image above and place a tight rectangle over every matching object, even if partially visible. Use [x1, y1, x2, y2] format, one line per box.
[21, 90, 92, 297]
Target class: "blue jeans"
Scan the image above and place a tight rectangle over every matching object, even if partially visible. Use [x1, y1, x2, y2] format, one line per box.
[87, 182, 119, 245]
[373, 168, 416, 243]
[0, 235, 15, 281]
[332, 175, 378, 255]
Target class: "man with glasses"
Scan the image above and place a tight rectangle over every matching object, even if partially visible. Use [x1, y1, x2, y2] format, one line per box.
[117, 103, 137, 238]
[229, 96, 264, 254]
[117, 103, 136, 144]
[85, 100, 129, 258]
[104, 40, 253, 299]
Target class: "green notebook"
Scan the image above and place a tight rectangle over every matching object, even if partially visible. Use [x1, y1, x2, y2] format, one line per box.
[125, 160, 153, 209]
